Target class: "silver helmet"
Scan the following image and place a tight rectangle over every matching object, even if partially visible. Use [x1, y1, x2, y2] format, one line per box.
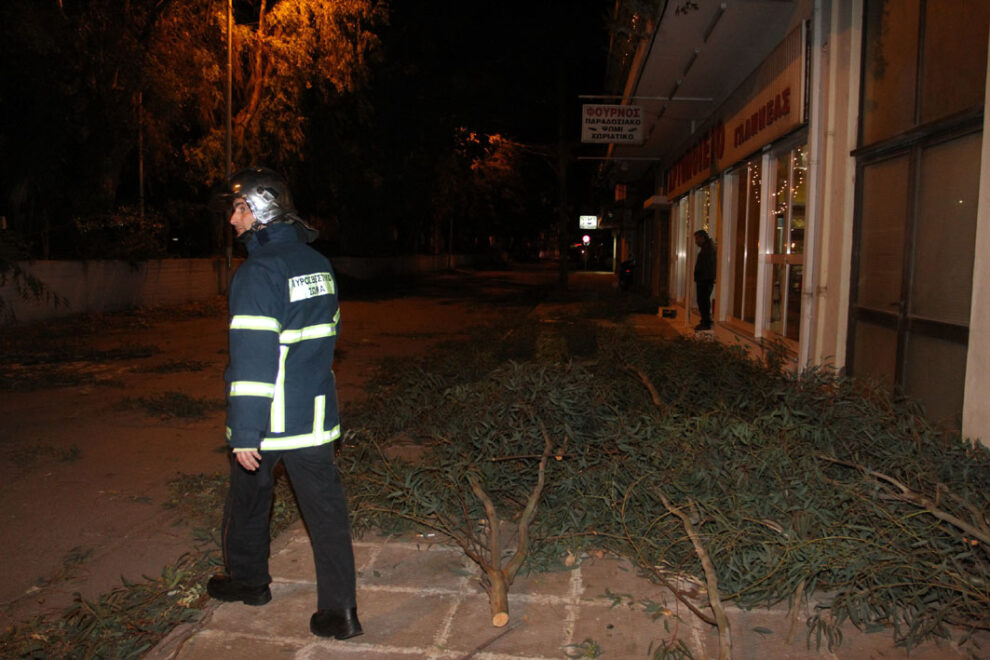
[225, 167, 318, 242]
[227, 167, 295, 225]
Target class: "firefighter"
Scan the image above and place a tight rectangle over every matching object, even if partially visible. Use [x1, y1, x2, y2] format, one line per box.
[208, 167, 361, 640]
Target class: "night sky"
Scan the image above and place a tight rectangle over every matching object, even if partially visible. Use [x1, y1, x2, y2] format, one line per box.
[385, 0, 613, 146]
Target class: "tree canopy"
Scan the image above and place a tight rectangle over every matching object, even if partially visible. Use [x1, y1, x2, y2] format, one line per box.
[0, 0, 388, 258]
[0, 0, 610, 260]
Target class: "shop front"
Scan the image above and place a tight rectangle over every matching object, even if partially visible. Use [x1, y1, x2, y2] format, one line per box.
[603, 0, 990, 440]
[662, 23, 810, 360]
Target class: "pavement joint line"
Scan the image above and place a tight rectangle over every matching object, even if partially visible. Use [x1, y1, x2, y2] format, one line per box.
[470, 652, 560, 660]
[560, 563, 583, 648]
[353, 539, 465, 553]
[689, 616, 704, 655]
[427, 572, 472, 658]
[197, 628, 562, 660]
[301, 638, 463, 658]
[347, 581, 652, 611]
[354, 536, 397, 572]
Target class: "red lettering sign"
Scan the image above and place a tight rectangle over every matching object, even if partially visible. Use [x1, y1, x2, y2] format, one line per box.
[732, 86, 792, 149]
[665, 121, 725, 192]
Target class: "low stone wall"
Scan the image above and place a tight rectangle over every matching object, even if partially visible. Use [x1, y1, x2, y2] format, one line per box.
[1, 253, 477, 324]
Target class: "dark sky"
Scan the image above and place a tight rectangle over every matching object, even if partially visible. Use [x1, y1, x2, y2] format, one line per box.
[385, 1, 613, 146]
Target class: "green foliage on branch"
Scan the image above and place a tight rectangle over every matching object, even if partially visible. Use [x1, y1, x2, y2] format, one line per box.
[342, 317, 990, 649]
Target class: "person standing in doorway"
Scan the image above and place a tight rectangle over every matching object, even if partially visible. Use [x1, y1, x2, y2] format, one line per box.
[693, 229, 716, 331]
[207, 167, 362, 640]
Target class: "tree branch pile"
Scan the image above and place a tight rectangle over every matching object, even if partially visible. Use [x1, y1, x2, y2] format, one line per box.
[340, 319, 990, 651]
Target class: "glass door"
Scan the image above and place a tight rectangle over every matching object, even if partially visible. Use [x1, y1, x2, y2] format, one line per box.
[730, 159, 761, 328]
[767, 145, 807, 342]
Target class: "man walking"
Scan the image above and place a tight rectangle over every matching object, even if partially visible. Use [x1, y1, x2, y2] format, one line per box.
[693, 230, 716, 331]
[207, 167, 362, 640]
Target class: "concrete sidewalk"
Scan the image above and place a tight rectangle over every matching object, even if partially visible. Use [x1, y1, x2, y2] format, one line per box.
[152, 522, 978, 660]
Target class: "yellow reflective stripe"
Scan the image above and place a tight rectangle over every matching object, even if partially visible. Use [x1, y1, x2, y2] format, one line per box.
[270, 346, 289, 433]
[279, 323, 337, 344]
[230, 381, 276, 397]
[230, 315, 281, 332]
[333, 308, 341, 325]
[313, 395, 325, 436]
[259, 425, 341, 451]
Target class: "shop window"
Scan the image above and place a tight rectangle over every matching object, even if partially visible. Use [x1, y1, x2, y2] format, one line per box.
[694, 185, 712, 234]
[851, 133, 980, 430]
[861, 0, 920, 145]
[731, 159, 761, 326]
[851, 155, 909, 389]
[862, 0, 989, 145]
[768, 145, 807, 341]
[921, 0, 990, 124]
[689, 183, 719, 325]
[912, 133, 980, 326]
[671, 198, 690, 304]
[856, 156, 908, 313]
[852, 2, 986, 430]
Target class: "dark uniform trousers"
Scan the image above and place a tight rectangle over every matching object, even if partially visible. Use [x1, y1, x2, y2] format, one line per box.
[222, 442, 357, 610]
[696, 279, 714, 325]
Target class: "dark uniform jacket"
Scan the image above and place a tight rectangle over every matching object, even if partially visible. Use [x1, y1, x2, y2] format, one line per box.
[694, 239, 717, 283]
[224, 222, 341, 451]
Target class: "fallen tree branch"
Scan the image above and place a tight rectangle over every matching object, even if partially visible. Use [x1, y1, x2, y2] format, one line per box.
[818, 454, 990, 546]
[625, 363, 665, 411]
[656, 490, 732, 660]
[465, 420, 554, 627]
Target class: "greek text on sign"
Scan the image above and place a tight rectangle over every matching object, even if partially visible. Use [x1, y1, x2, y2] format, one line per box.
[581, 104, 644, 144]
[288, 272, 334, 302]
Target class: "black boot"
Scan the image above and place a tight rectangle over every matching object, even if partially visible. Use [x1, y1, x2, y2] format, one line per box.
[206, 575, 272, 606]
[310, 607, 363, 639]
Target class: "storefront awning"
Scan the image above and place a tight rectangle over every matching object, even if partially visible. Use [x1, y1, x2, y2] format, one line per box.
[607, 0, 805, 183]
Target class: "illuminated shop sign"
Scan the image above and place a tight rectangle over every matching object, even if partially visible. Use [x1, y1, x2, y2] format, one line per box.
[665, 23, 807, 199]
[665, 122, 726, 195]
[581, 104, 644, 144]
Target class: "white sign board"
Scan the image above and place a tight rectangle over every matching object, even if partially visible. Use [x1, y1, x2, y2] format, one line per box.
[579, 215, 598, 229]
[581, 104, 643, 144]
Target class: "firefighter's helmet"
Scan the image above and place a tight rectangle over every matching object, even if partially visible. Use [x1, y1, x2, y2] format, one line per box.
[223, 167, 318, 242]
[227, 167, 295, 225]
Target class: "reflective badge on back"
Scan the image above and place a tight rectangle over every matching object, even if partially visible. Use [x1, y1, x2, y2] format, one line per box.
[288, 272, 334, 302]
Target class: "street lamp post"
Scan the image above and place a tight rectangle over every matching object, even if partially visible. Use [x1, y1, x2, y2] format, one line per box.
[223, 0, 233, 290]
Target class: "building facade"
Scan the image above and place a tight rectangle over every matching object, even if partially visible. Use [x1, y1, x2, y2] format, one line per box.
[602, 0, 990, 440]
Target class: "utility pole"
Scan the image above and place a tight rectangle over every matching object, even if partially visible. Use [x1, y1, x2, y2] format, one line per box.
[223, 0, 233, 291]
[137, 92, 144, 219]
[556, 58, 569, 290]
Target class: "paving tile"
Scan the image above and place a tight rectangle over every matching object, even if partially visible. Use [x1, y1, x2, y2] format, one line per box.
[270, 532, 317, 582]
[444, 593, 567, 658]
[569, 598, 691, 658]
[175, 629, 303, 659]
[205, 581, 314, 637]
[510, 565, 580, 598]
[349, 585, 468, 649]
[576, 555, 671, 607]
[297, 641, 437, 659]
[358, 541, 473, 591]
[454, 595, 575, 657]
